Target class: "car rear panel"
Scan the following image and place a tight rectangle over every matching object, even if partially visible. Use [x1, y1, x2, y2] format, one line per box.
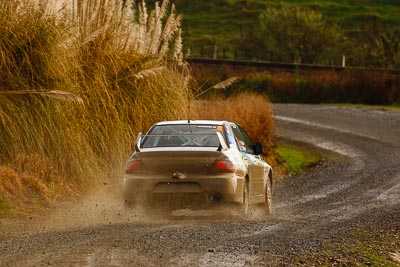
[123, 149, 241, 202]
[137, 150, 221, 174]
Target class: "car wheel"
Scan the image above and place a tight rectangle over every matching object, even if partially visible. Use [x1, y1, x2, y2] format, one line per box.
[242, 178, 250, 216]
[264, 176, 272, 215]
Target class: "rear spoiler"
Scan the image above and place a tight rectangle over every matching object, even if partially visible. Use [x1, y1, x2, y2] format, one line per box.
[133, 132, 142, 152]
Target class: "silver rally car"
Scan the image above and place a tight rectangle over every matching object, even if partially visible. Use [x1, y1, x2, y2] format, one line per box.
[123, 120, 273, 214]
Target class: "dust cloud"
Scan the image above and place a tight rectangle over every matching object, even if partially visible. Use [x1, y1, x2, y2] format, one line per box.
[0, 183, 271, 239]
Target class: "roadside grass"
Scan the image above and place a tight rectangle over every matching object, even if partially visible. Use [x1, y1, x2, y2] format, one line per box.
[274, 140, 322, 175]
[0, 0, 190, 215]
[295, 228, 400, 266]
[0, 192, 7, 214]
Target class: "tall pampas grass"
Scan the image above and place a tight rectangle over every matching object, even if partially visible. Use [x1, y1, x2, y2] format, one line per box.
[0, 0, 190, 211]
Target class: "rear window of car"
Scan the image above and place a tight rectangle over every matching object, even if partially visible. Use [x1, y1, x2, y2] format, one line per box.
[141, 124, 225, 148]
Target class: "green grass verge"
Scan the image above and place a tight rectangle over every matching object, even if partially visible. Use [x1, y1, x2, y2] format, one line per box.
[295, 228, 400, 266]
[274, 140, 321, 175]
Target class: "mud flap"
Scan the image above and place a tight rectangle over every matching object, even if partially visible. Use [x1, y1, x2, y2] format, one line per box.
[248, 165, 265, 204]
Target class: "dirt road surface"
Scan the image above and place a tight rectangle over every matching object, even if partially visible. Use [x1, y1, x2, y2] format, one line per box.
[1, 104, 399, 266]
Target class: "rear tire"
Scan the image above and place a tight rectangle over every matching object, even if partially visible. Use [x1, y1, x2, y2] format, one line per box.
[264, 176, 272, 215]
[242, 178, 250, 216]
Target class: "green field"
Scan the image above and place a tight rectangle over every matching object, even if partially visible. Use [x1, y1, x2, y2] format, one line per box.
[172, 0, 400, 58]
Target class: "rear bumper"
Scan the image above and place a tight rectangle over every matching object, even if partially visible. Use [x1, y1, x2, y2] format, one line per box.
[123, 173, 240, 202]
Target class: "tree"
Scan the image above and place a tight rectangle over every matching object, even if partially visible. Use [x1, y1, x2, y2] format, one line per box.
[255, 4, 344, 64]
[347, 23, 400, 68]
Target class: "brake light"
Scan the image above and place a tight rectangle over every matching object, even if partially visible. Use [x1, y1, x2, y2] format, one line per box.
[125, 160, 141, 174]
[214, 159, 235, 173]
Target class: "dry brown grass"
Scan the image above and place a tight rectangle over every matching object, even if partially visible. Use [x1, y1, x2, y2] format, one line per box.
[0, 154, 71, 209]
[0, 166, 24, 200]
[191, 92, 275, 160]
[0, 0, 190, 214]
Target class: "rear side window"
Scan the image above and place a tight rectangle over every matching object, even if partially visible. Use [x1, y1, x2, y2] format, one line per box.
[141, 124, 224, 148]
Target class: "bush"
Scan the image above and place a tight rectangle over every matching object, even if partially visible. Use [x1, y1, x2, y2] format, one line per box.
[337, 70, 392, 104]
[200, 69, 400, 105]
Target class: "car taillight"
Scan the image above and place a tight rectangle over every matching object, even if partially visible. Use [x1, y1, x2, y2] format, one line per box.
[125, 160, 141, 174]
[214, 159, 235, 173]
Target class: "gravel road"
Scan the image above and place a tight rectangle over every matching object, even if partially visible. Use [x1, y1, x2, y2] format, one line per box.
[1, 104, 399, 266]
